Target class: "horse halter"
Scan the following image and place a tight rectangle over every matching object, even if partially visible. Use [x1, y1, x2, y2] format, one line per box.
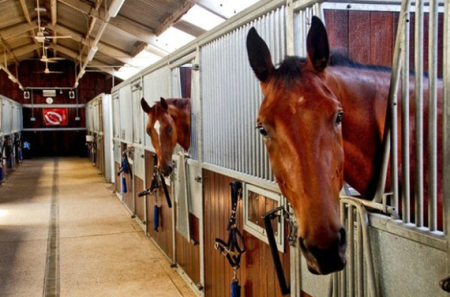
[214, 181, 246, 269]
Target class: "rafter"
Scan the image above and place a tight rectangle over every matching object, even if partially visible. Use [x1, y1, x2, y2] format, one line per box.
[154, 0, 194, 36]
[49, 43, 115, 75]
[59, 0, 168, 54]
[50, 0, 58, 54]
[49, 24, 133, 65]
[2, 22, 38, 41]
[77, 0, 103, 65]
[18, 0, 41, 56]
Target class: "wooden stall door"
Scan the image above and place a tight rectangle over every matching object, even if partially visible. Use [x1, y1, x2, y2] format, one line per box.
[134, 176, 145, 223]
[203, 170, 290, 297]
[175, 207, 201, 285]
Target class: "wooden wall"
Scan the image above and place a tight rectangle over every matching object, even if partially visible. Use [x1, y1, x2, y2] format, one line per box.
[324, 10, 444, 76]
[0, 60, 121, 157]
[203, 170, 290, 297]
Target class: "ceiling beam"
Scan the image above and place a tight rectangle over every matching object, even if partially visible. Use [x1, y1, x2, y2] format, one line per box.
[3, 43, 41, 63]
[59, 0, 168, 54]
[50, 0, 57, 26]
[49, 43, 115, 75]
[18, 0, 41, 57]
[2, 22, 39, 41]
[49, 24, 133, 65]
[77, 0, 103, 65]
[154, 1, 194, 36]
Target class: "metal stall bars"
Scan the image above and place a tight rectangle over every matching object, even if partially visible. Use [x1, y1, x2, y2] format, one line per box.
[291, 0, 448, 296]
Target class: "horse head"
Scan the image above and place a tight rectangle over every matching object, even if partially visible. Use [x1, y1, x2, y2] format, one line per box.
[247, 17, 346, 275]
[141, 97, 177, 176]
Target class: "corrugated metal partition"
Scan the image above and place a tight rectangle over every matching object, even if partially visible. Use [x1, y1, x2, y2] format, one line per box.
[201, 6, 286, 183]
[0, 95, 23, 178]
[143, 66, 170, 149]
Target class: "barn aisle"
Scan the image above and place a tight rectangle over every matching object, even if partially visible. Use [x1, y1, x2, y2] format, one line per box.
[0, 158, 195, 297]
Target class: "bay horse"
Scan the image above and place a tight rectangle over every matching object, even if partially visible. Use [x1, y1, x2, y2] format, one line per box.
[246, 17, 443, 275]
[141, 97, 191, 176]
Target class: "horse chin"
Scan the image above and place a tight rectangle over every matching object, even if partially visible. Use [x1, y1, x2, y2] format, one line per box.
[306, 259, 345, 275]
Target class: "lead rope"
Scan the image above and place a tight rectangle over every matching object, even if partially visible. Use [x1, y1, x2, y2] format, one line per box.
[138, 154, 173, 232]
[214, 181, 246, 297]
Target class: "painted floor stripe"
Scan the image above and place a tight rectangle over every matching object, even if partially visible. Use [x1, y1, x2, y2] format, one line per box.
[43, 159, 60, 297]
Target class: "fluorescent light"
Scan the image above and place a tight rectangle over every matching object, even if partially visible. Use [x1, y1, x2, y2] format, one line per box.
[109, 0, 125, 17]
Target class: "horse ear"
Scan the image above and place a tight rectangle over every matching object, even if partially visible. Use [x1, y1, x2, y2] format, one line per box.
[160, 97, 169, 111]
[246, 27, 274, 82]
[141, 98, 152, 114]
[306, 16, 330, 72]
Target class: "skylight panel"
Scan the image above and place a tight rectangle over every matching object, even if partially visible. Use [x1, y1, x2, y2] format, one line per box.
[153, 27, 195, 52]
[114, 49, 162, 81]
[181, 5, 225, 30]
[114, 65, 140, 80]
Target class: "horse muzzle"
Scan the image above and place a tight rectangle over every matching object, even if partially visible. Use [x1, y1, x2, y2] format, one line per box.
[299, 228, 347, 275]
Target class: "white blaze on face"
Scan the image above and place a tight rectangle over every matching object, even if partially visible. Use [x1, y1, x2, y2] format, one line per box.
[154, 120, 161, 137]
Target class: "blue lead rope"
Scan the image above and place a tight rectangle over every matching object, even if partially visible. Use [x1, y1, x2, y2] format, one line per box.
[154, 205, 160, 232]
[231, 279, 241, 297]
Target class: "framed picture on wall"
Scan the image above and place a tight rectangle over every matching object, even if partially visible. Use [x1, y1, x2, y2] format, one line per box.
[43, 108, 69, 126]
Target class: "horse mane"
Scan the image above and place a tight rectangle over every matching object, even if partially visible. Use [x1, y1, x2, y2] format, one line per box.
[328, 52, 392, 72]
[165, 98, 190, 110]
[275, 51, 393, 79]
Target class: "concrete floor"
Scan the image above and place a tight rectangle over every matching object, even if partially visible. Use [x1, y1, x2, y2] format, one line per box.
[0, 158, 196, 297]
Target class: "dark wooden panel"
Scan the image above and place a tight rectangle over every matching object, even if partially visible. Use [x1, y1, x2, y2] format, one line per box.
[134, 176, 145, 222]
[203, 170, 290, 297]
[348, 11, 371, 64]
[175, 210, 201, 285]
[369, 12, 395, 67]
[180, 66, 192, 98]
[22, 130, 87, 157]
[324, 10, 349, 56]
[325, 10, 444, 77]
[145, 150, 174, 258]
[121, 143, 133, 212]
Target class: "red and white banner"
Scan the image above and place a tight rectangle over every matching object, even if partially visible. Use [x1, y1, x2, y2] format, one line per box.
[43, 108, 68, 126]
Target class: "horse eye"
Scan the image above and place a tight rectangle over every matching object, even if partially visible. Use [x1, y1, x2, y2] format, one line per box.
[167, 126, 173, 133]
[256, 125, 269, 137]
[336, 112, 344, 125]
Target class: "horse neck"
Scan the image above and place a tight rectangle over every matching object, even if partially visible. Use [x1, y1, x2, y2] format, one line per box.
[326, 67, 391, 198]
[168, 99, 191, 151]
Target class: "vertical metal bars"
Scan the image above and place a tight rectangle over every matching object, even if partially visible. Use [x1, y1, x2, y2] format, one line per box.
[401, 4, 411, 223]
[200, 6, 286, 182]
[427, 0, 439, 232]
[414, 0, 425, 228]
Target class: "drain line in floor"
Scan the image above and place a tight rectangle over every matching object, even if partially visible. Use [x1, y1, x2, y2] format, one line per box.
[43, 159, 60, 297]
